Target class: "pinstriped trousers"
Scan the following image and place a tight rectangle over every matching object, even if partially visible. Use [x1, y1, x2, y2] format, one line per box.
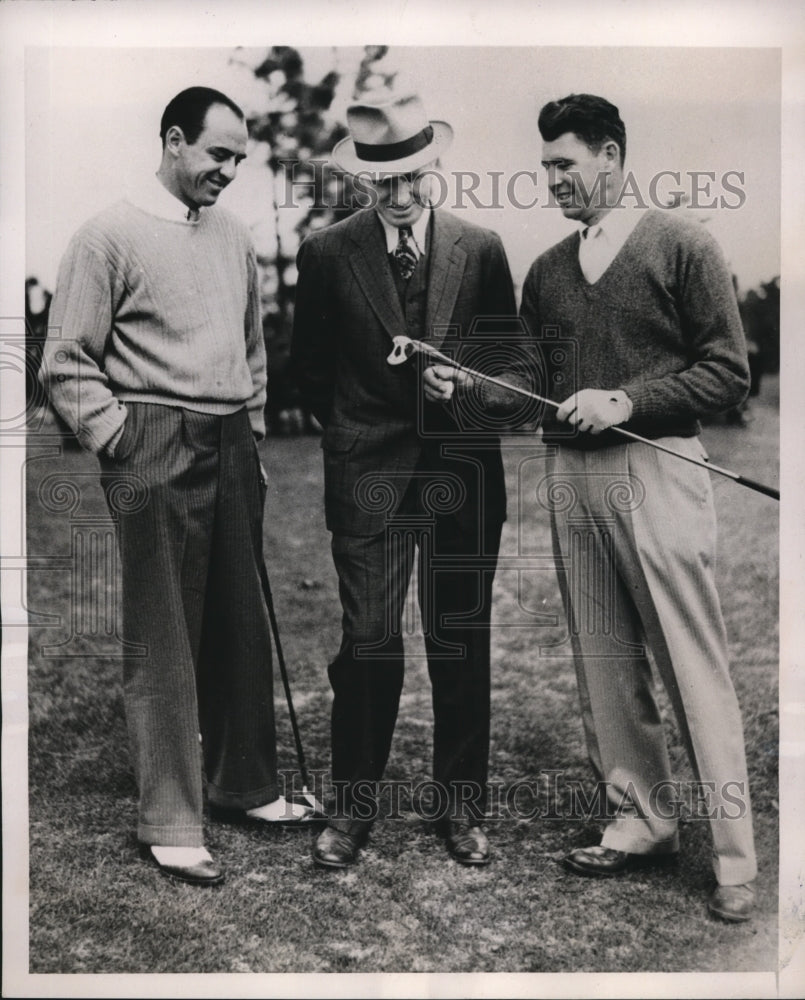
[546, 436, 757, 886]
[100, 403, 279, 846]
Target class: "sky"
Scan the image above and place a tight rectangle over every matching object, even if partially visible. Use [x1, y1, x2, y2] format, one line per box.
[25, 45, 780, 296]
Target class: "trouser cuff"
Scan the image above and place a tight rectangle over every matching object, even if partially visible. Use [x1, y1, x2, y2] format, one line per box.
[601, 825, 680, 855]
[207, 780, 280, 812]
[713, 855, 758, 886]
[328, 815, 373, 837]
[137, 823, 205, 848]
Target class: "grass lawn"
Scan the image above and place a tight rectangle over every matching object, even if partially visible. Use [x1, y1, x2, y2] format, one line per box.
[24, 380, 779, 978]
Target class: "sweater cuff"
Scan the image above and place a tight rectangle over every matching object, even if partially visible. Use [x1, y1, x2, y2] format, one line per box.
[249, 410, 266, 441]
[105, 422, 126, 458]
[474, 371, 530, 416]
[618, 382, 649, 421]
[74, 400, 128, 457]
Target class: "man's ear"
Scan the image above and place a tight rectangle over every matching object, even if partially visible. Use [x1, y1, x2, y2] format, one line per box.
[164, 124, 185, 157]
[602, 139, 621, 165]
[415, 161, 442, 206]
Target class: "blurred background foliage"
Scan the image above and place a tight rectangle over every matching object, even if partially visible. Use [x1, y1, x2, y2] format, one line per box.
[242, 45, 395, 433]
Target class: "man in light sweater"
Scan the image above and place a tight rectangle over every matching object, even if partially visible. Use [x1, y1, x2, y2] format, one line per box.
[40, 87, 313, 887]
[525, 93, 756, 922]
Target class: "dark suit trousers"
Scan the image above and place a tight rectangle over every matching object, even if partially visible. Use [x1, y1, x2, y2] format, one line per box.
[100, 403, 279, 846]
[327, 468, 502, 833]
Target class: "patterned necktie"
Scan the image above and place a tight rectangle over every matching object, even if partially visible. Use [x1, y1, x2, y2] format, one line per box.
[393, 226, 418, 280]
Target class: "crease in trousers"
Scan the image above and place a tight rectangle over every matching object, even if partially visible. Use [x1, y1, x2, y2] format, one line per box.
[546, 437, 757, 886]
[327, 459, 502, 835]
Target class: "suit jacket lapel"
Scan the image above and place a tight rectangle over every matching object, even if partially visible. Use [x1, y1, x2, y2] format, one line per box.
[425, 210, 466, 347]
[348, 211, 406, 340]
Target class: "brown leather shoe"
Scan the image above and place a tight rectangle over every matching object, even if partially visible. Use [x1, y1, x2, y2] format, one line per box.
[562, 845, 677, 877]
[445, 823, 490, 866]
[139, 844, 224, 887]
[708, 883, 756, 922]
[313, 825, 367, 870]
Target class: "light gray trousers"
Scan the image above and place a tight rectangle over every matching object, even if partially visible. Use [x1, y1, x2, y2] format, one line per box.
[545, 436, 757, 886]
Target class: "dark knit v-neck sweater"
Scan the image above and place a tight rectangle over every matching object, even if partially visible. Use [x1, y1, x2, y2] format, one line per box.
[519, 210, 749, 448]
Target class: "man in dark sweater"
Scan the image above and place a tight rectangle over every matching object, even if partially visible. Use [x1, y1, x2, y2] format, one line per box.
[292, 88, 519, 869]
[524, 94, 757, 922]
[433, 92, 759, 920]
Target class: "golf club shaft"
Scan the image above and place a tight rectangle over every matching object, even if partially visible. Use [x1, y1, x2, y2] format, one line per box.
[413, 341, 780, 501]
[259, 560, 311, 788]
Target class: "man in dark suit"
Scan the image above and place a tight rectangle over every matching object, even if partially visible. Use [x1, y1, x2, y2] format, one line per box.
[291, 88, 521, 869]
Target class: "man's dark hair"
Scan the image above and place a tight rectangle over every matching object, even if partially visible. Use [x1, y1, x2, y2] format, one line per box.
[538, 94, 627, 164]
[160, 87, 245, 146]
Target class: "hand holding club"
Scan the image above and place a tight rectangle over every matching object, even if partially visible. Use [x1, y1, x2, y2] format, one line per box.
[423, 364, 474, 403]
[556, 388, 633, 434]
[386, 335, 779, 501]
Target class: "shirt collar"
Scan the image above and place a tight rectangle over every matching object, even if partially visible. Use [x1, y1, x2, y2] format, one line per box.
[127, 174, 201, 224]
[377, 208, 431, 257]
[583, 205, 646, 243]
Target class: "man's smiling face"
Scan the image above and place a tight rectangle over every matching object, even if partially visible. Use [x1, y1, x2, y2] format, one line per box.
[170, 103, 248, 210]
[369, 163, 437, 228]
[541, 131, 617, 226]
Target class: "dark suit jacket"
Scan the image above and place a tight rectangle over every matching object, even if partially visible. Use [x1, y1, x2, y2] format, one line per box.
[291, 208, 517, 536]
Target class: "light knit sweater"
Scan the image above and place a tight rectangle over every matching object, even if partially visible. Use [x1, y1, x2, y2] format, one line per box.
[519, 209, 750, 448]
[41, 200, 266, 454]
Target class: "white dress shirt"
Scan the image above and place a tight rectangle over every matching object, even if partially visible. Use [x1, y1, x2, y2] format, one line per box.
[579, 207, 646, 284]
[377, 208, 431, 259]
[127, 174, 201, 224]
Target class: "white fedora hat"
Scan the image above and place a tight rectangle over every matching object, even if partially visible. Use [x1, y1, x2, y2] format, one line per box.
[331, 90, 453, 177]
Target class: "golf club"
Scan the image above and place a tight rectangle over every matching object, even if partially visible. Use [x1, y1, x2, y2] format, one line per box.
[259, 559, 327, 817]
[387, 335, 779, 501]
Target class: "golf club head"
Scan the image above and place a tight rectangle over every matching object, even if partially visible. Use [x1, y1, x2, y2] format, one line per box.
[387, 336, 417, 365]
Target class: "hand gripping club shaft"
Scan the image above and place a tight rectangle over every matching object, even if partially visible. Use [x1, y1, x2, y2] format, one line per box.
[387, 335, 779, 501]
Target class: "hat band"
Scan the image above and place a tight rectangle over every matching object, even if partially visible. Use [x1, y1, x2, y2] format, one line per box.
[353, 124, 434, 164]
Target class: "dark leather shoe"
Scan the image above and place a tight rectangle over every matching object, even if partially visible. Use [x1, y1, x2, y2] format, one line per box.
[708, 883, 755, 922]
[313, 825, 367, 870]
[562, 845, 677, 877]
[139, 844, 224, 887]
[445, 823, 490, 866]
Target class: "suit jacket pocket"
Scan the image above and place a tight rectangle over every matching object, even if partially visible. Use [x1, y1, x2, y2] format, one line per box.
[321, 423, 362, 454]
